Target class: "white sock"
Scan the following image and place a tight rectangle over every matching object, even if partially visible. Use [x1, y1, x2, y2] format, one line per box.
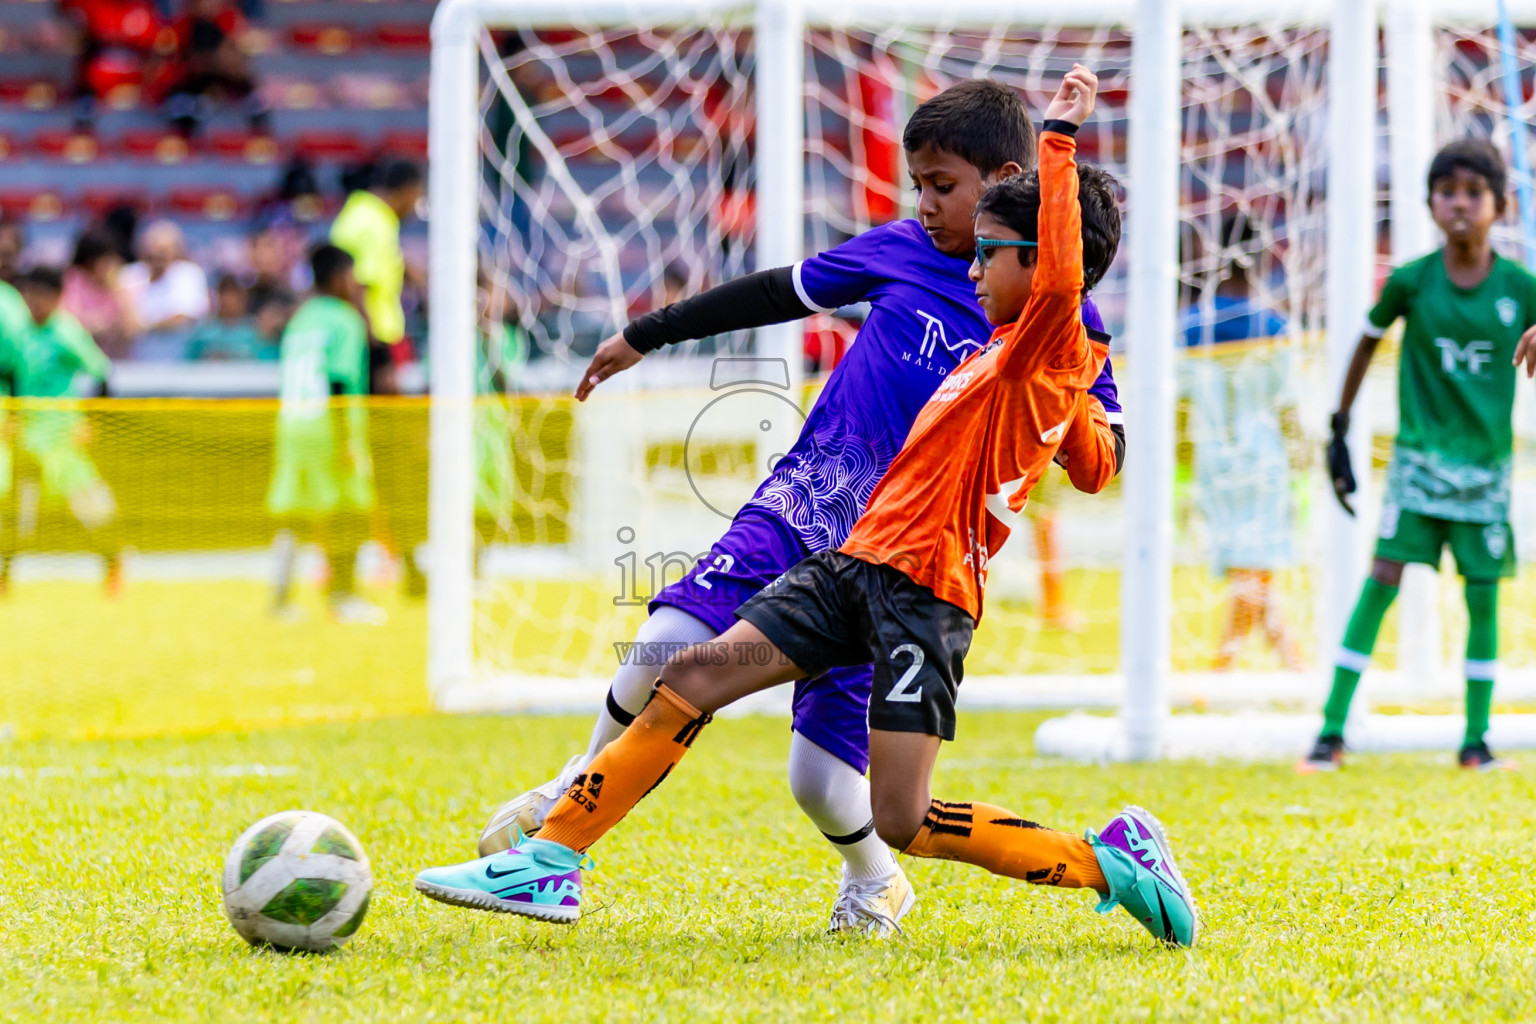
[787, 731, 898, 881]
[581, 606, 718, 764]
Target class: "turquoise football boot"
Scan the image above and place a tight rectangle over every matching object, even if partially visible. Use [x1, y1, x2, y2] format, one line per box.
[414, 837, 591, 924]
[1088, 805, 1198, 947]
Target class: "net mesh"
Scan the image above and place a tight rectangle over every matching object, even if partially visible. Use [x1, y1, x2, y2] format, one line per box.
[1, 398, 432, 741]
[465, 17, 1359, 697]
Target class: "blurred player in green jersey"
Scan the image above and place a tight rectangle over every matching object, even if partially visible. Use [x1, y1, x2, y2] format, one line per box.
[473, 275, 528, 558]
[10, 267, 118, 595]
[1306, 139, 1536, 772]
[265, 245, 383, 624]
[0, 274, 28, 594]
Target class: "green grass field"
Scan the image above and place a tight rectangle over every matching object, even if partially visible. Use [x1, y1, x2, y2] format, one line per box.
[14, 569, 1536, 741]
[5, 711, 1536, 1022]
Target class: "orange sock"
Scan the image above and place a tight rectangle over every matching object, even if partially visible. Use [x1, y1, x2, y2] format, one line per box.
[903, 800, 1106, 892]
[537, 683, 711, 854]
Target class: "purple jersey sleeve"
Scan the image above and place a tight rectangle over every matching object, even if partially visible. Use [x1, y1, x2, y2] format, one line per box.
[791, 224, 897, 313]
[1080, 297, 1121, 421]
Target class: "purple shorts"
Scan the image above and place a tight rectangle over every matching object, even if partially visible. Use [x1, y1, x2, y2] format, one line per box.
[650, 510, 873, 773]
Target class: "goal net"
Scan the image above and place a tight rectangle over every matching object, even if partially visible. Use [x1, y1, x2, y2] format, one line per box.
[438, 2, 1349, 718]
[439, 0, 1536, 758]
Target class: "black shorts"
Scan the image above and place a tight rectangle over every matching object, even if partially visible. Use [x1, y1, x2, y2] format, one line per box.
[735, 550, 975, 740]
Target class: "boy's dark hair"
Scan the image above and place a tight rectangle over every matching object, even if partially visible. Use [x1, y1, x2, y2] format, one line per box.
[18, 265, 64, 294]
[379, 158, 424, 192]
[974, 164, 1123, 294]
[215, 273, 244, 293]
[1428, 138, 1507, 211]
[71, 229, 119, 270]
[310, 244, 354, 291]
[902, 80, 1034, 177]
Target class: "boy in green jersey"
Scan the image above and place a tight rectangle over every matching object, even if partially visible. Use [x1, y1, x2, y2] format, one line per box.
[0, 276, 29, 594]
[10, 267, 118, 594]
[1308, 139, 1536, 772]
[265, 245, 383, 624]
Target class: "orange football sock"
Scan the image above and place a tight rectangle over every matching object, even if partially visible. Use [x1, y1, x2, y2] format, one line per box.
[903, 800, 1106, 892]
[537, 683, 711, 854]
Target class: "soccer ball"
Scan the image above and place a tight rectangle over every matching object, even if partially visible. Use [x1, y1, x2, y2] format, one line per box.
[221, 810, 373, 953]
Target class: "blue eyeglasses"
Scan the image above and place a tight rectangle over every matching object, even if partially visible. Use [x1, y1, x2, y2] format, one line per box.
[974, 237, 1038, 269]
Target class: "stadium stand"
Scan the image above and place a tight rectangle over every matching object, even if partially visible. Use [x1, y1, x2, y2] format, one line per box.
[0, 0, 430, 372]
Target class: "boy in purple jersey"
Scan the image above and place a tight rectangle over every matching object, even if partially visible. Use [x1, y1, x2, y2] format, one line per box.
[472, 80, 1124, 936]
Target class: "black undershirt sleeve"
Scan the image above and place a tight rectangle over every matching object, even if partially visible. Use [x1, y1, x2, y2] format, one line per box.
[1110, 423, 1125, 475]
[622, 266, 813, 354]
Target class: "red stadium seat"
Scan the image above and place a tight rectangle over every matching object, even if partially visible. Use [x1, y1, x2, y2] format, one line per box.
[289, 24, 353, 55]
[379, 131, 428, 160]
[0, 191, 64, 221]
[34, 130, 101, 164]
[119, 130, 193, 164]
[0, 80, 60, 109]
[207, 130, 282, 165]
[168, 188, 247, 221]
[372, 24, 431, 51]
[294, 130, 368, 162]
[81, 189, 149, 218]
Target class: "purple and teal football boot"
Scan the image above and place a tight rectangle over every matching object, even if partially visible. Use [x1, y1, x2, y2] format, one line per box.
[1088, 806, 1198, 947]
[414, 837, 591, 923]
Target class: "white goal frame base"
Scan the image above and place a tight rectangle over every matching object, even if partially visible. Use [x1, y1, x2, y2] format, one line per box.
[1036, 712, 1536, 762]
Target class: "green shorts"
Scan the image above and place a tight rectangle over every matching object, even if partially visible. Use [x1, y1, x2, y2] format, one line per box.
[266, 424, 375, 517]
[1375, 505, 1515, 581]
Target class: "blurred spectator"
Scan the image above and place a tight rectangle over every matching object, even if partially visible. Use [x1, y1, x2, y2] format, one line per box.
[330, 159, 424, 389]
[186, 274, 273, 360]
[62, 229, 137, 359]
[252, 294, 289, 349]
[62, 0, 177, 128]
[257, 158, 325, 228]
[165, 0, 269, 136]
[120, 220, 210, 337]
[0, 218, 26, 286]
[246, 226, 298, 316]
[102, 205, 140, 264]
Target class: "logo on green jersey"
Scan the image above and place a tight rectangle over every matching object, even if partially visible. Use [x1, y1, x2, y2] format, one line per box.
[1497, 297, 1518, 327]
[1433, 338, 1495, 376]
[1484, 523, 1508, 559]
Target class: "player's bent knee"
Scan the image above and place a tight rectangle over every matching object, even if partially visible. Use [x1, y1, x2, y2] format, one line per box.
[786, 759, 830, 815]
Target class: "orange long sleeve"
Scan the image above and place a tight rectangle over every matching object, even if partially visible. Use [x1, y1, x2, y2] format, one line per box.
[1054, 396, 1118, 494]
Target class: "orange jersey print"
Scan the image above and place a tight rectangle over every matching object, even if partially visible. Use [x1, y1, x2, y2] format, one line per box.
[840, 129, 1110, 621]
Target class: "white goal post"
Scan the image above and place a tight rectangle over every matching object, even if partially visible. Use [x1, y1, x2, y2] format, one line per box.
[428, 0, 1536, 760]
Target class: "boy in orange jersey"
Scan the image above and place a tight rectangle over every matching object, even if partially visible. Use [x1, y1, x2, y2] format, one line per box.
[414, 67, 1196, 947]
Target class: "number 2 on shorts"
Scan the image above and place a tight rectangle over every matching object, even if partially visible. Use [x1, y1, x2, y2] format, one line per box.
[886, 643, 925, 702]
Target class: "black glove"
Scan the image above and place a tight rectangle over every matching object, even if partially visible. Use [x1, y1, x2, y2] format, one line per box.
[1326, 412, 1356, 517]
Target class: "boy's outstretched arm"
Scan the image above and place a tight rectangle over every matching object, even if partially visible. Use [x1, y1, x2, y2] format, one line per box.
[1513, 322, 1536, 377]
[998, 64, 1096, 382]
[575, 267, 813, 400]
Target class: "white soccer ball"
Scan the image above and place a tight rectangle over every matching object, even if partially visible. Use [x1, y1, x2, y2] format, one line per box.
[221, 810, 373, 953]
